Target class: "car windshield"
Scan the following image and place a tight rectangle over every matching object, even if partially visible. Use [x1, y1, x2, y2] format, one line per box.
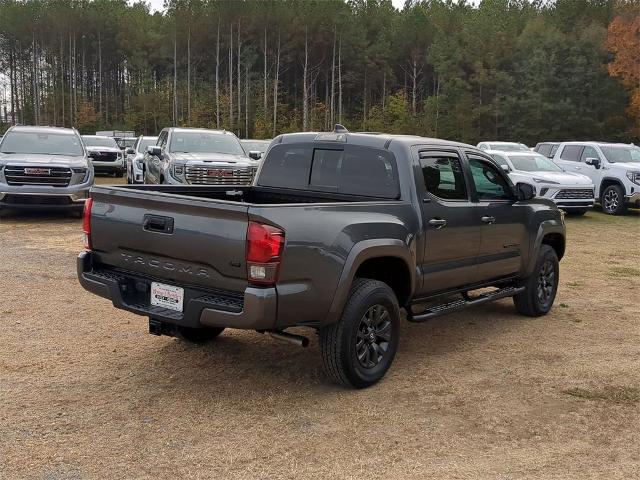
[241, 140, 270, 153]
[83, 136, 119, 148]
[489, 143, 529, 152]
[170, 131, 245, 155]
[489, 153, 510, 168]
[600, 145, 640, 163]
[137, 137, 158, 153]
[0, 131, 84, 156]
[118, 138, 137, 149]
[508, 154, 562, 172]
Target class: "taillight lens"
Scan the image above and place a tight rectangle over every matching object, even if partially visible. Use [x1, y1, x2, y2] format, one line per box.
[83, 198, 93, 250]
[246, 222, 284, 285]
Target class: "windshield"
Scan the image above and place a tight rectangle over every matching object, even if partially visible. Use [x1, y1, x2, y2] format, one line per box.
[600, 145, 640, 163]
[170, 131, 245, 155]
[508, 154, 562, 172]
[83, 136, 119, 148]
[489, 143, 529, 152]
[489, 153, 510, 167]
[0, 131, 84, 156]
[118, 138, 137, 149]
[137, 137, 158, 153]
[241, 140, 270, 153]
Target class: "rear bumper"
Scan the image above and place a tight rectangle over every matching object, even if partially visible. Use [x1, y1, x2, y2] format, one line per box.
[77, 251, 277, 330]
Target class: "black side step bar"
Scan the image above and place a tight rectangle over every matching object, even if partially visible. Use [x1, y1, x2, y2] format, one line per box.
[406, 286, 525, 323]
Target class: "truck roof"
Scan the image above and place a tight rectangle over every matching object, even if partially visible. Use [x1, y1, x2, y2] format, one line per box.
[559, 141, 636, 147]
[9, 125, 77, 135]
[165, 127, 237, 136]
[275, 131, 475, 150]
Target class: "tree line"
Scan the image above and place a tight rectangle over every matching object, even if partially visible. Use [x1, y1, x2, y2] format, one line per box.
[0, 0, 638, 145]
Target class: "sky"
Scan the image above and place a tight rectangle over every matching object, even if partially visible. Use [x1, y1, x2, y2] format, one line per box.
[142, 0, 408, 13]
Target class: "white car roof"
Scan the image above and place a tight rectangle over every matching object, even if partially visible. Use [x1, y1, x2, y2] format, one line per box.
[559, 141, 634, 147]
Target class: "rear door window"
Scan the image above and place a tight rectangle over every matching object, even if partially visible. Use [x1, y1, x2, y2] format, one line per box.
[560, 145, 583, 162]
[418, 152, 467, 200]
[259, 144, 400, 198]
[537, 144, 551, 157]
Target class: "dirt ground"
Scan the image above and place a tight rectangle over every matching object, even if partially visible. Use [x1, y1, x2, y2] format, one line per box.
[1, 181, 639, 479]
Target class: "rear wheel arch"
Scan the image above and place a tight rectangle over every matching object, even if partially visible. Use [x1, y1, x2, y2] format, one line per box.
[324, 241, 415, 326]
[354, 256, 412, 306]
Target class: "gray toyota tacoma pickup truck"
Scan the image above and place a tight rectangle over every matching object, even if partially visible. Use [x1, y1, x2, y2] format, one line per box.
[78, 127, 566, 388]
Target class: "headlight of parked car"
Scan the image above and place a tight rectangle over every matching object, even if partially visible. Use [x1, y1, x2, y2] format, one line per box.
[172, 164, 185, 176]
[532, 177, 559, 184]
[626, 171, 640, 185]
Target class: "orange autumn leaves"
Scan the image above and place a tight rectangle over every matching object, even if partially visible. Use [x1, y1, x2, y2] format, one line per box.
[607, 16, 640, 136]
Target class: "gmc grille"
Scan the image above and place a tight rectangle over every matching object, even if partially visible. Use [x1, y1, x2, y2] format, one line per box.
[91, 151, 119, 162]
[555, 189, 594, 200]
[4, 165, 72, 187]
[185, 166, 254, 185]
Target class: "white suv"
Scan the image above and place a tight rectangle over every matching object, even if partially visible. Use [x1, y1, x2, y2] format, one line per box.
[553, 142, 640, 215]
[488, 150, 595, 215]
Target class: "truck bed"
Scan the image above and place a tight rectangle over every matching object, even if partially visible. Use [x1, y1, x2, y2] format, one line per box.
[102, 183, 391, 204]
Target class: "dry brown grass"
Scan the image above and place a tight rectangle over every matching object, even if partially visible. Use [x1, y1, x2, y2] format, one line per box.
[1, 199, 639, 479]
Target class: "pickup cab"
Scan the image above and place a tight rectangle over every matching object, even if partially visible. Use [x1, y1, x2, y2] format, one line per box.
[78, 128, 566, 388]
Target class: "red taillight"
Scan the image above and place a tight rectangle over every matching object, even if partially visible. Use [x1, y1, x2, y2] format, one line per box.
[246, 222, 284, 285]
[83, 198, 93, 250]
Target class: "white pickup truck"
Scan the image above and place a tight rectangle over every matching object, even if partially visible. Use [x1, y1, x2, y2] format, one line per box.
[552, 142, 640, 215]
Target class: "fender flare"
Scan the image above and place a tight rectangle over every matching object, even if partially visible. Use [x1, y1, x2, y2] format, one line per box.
[324, 239, 415, 326]
[599, 177, 624, 196]
[525, 219, 565, 277]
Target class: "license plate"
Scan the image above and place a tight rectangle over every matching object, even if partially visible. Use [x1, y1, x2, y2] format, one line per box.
[150, 282, 184, 312]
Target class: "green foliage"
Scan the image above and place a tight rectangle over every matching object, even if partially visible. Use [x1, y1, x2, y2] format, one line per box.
[0, 0, 635, 143]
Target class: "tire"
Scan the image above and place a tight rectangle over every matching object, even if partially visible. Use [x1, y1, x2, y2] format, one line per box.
[566, 209, 587, 216]
[319, 278, 400, 389]
[513, 245, 559, 317]
[601, 184, 627, 215]
[176, 326, 225, 344]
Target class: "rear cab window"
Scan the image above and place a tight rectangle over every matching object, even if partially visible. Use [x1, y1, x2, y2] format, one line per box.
[258, 143, 400, 199]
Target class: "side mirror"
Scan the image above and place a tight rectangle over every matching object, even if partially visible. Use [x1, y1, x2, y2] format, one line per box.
[500, 164, 510, 172]
[147, 145, 162, 157]
[125, 147, 135, 155]
[516, 182, 536, 201]
[249, 150, 262, 160]
[585, 157, 601, 169]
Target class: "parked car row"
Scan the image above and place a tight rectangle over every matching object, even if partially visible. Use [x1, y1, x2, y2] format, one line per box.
[478, 140, 640, 215]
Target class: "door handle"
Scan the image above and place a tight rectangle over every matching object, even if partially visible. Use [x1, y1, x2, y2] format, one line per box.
[143, 214, 174, 234]
[575, 166, 581, 170]
[428, 218, 447, 229]
[481, 216, 496, 224]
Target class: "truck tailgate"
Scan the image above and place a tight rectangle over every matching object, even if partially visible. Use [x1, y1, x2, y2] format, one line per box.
[89, 186, 249, 292]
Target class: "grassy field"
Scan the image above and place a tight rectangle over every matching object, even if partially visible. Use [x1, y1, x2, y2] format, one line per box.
[0, 200, 638, 479]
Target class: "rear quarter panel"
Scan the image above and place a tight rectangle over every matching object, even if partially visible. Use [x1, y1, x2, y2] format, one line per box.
[250, 202, 419, 328]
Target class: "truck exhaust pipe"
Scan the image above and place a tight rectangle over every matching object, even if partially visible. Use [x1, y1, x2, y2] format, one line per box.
[269, 330, 309, 348]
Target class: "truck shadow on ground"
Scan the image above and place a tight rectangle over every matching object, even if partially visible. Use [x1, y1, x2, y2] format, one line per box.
[118, 299, 529, 400]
